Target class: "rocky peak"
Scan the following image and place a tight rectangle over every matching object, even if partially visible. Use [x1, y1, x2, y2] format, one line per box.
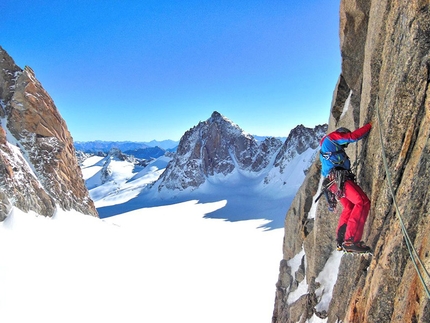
[274, 124, 328, 170]
[0, 46, 97, 219]
[157, 111, 259, 191]
[106, 147, 129, 161]
[272, 1, 430, 322]
[0, 59, 20, 119]
[156, 111, 325, 193]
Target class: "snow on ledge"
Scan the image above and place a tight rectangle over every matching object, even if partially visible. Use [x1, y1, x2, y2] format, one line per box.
[340, 90, 352, 119]
[314, 250, 343, 312]
[307, 314, 328, 323]
[286, 247, 307, 305]
[308, 176, 324, 219]
[287, 278, 309, 305]
[287, 247, 305, 275]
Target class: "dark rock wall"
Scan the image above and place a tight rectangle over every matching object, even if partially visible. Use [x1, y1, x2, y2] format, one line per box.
[273, 1, 430, 322]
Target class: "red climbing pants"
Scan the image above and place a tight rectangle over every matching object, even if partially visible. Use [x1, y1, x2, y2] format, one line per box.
[330, 180, 370, 243]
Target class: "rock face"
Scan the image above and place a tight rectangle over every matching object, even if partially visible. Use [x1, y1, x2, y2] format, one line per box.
[272, 1, 430, 322]
[0, 47, 98, 219]
[157, 111, 275, 191]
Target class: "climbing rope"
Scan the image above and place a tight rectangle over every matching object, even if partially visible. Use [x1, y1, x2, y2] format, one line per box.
[375, 99, 430, 299]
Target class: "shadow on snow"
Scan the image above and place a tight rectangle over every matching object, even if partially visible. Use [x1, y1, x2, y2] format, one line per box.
[97, 189, 293, 230]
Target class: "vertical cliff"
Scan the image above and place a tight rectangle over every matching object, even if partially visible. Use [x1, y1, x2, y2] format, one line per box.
[272, 1, 429, 322]
[0, 47, 98, 219]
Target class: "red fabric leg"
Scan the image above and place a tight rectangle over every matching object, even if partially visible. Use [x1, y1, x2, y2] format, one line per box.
[341, 180, 370, 242]
[338, 196, 354, 231]
[330, 184, 354, 241]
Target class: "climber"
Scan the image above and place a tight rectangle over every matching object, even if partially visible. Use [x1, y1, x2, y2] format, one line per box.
[319, 123, 372, 253]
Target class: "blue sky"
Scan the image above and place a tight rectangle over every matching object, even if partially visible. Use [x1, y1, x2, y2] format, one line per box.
[1, 0, 340, 142]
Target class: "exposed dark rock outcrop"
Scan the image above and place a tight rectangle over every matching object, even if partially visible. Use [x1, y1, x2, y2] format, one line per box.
[272, 1, 430, 322]
[157, 111, 279, 191]
[0, 46, 98, 219]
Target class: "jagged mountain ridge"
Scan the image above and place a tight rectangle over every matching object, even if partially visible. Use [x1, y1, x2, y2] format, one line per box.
[273, 124, 327, 171]
[156, 111, 327, 193]
[272, 1, 430, 322]
[0, 47, 97, 219]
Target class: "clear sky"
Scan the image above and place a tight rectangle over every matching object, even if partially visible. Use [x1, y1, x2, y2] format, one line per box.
[1, 0, 341, 142]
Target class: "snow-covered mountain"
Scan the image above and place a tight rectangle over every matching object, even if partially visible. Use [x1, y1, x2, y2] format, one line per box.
[82, 148, 171, 208]
[156, 111, 268, 191]
[156, 111, 327, 195]
[83, 111, 327, 228]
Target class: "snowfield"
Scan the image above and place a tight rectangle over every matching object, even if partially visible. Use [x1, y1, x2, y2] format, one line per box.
[0, 203, 283, 323]
[0, 154, 286, 323]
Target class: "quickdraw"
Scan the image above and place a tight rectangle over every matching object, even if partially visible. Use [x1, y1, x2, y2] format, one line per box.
[314, 168, 356, 212]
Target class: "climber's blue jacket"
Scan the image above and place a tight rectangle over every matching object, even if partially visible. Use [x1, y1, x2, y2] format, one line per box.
[319, 123, 372, 177]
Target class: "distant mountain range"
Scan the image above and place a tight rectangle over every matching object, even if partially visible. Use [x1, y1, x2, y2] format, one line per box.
[74, 136, 288, 160]
[74, 140, 179, 153]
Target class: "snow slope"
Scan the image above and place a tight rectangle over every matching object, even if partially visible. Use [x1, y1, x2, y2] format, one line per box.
[0, 148, 289, 323]
[0, 203, 283, 323]
[85, 149, 305, 229]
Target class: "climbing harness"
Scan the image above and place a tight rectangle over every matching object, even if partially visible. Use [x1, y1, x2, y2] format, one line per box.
[323, 177, 337, 211]
[376, 99, 430, 299]
[314, 167, 356, 211]
[329, 167, 355, 198]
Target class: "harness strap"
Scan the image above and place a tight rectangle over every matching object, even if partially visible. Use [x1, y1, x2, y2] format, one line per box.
[320, 150, 344, 161]
[320, 136, 348, 165]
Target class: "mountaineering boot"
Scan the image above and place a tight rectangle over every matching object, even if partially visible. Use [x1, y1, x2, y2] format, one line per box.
[356, 241, 371, 251]
[336, 224, 346, 251]
[342, 239, 371, 253]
